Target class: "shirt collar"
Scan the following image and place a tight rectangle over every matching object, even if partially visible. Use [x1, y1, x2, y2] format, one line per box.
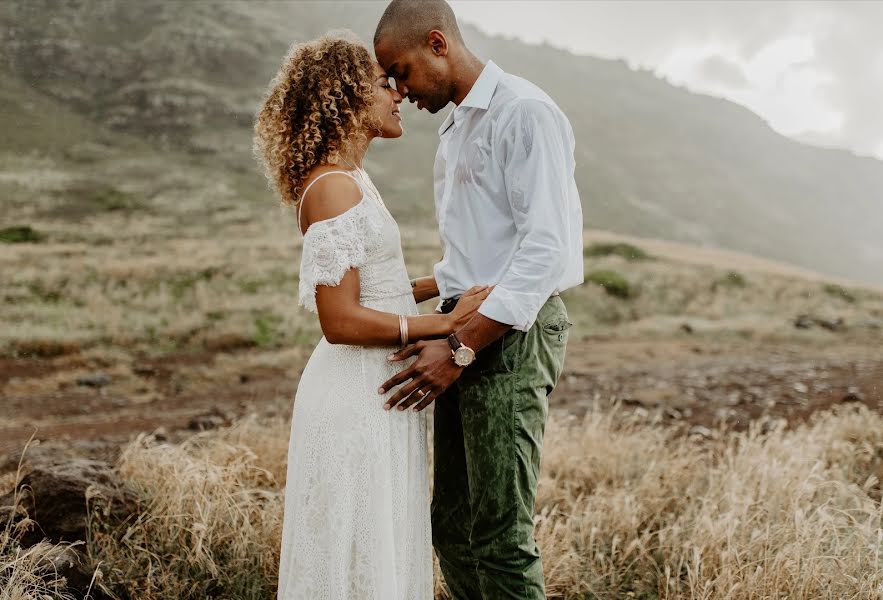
[460, 60, 503, 110]
[438, 60, 503, 136]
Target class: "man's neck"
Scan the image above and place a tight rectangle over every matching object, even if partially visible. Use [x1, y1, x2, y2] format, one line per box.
[451, 50, 486, 106]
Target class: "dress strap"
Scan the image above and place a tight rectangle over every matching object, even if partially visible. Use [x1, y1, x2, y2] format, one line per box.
[298, 170, 363, 226]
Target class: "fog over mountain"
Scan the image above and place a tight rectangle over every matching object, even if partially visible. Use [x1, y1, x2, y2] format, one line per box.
[452, 1, 883, 162]
[2, 0, 881, 284]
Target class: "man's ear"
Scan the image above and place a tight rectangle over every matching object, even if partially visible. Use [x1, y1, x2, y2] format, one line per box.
[427, 30, 449, 57]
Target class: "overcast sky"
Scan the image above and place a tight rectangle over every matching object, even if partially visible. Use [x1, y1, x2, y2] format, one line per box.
[450, 0, 883, 161]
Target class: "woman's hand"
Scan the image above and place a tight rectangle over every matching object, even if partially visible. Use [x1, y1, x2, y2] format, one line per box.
[448, 285, 494, 332]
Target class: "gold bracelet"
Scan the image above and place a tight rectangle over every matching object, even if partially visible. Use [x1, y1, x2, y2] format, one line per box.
[399, 315, 409, 346]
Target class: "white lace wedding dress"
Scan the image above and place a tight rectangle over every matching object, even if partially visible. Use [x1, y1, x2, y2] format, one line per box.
[277, 169, 432, 599]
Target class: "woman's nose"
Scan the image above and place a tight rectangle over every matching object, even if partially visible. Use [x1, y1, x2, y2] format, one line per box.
[392, 88, 403, 104]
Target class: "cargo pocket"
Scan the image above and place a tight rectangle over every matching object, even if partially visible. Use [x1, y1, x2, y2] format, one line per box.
[500, 329, 525, 375]
[542, 319, 573, 341]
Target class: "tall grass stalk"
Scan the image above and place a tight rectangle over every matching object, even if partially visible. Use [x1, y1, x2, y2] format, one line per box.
[1, 438, 78, 600]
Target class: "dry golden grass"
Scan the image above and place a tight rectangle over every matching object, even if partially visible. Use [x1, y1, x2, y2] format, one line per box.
[82, 406, 883, 599]
[534, 408, 883, 598]
[0, 450, 79, 600]
[87, 418, 288, 599]
[0, 532, 78, 600]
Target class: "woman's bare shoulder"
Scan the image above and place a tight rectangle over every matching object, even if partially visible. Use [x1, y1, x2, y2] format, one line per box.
[299, 168, 364, 233]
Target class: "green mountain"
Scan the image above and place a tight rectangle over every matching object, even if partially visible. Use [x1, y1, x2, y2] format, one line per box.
[2, 0, 881, 284]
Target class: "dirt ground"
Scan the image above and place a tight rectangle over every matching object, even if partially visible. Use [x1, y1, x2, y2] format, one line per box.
[2, 335, 880, 474]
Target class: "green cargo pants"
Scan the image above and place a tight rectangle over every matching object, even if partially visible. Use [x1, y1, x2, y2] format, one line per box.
[432, 296, 571, 600]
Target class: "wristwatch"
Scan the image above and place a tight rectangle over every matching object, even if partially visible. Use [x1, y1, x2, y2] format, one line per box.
[447, 333, 476, 367]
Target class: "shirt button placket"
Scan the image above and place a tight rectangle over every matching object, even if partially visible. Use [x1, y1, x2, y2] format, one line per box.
[440, 116, 462, 246]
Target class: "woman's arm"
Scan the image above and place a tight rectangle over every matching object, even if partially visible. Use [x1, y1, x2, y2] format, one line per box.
[316, 270, 489, 346]
[411, 275, 440, 304]
[302, 174, 487, 346]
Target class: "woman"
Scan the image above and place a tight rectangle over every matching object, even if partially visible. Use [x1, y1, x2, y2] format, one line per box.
[253, 34, 489, 599]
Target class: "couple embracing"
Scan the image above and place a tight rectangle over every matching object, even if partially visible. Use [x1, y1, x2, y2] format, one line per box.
[253, 1, 584, 598]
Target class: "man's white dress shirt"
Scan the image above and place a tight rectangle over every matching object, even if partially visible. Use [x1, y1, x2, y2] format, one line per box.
[433, 60, 584, 332]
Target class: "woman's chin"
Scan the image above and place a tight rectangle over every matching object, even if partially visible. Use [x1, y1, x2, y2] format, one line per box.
[383, 124, 404, 139]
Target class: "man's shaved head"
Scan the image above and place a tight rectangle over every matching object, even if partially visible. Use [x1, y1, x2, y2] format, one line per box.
[374, 0, 463, 50]
[374, 0, 481, 114]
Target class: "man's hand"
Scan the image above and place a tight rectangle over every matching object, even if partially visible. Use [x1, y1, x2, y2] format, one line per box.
[379, 339, 463, 412]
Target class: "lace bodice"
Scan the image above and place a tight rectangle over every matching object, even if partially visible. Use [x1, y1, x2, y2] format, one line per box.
[297, 171, 412, 313]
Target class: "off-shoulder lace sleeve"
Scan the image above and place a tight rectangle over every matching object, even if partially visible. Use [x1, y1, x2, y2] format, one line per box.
[298, 200, 383, 313]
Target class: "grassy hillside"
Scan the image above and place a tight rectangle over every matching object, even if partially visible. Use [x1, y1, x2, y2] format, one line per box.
[1, 0, 882, 284]
[4, 218, 882, 358]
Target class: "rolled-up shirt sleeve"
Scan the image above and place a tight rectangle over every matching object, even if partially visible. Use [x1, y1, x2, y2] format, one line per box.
[478, 99, 574, 331]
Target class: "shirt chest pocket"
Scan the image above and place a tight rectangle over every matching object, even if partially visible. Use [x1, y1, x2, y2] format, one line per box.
[454, 135, 492, 187]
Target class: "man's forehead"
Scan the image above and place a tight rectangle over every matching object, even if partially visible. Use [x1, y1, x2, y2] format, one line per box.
[375, 37, 415, 67]
[374, 37, 398, 64]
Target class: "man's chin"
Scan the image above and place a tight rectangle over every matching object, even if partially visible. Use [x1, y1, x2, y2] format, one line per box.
[423, 100, 446, 114]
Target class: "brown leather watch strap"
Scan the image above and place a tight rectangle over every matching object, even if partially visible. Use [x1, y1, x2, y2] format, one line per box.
[446, 333, 462, 353]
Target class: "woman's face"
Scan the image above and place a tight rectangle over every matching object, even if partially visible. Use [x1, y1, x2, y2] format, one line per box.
[368, 61, 404, 139]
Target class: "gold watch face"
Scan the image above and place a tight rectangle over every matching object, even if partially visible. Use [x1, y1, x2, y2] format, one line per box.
[453, 346, 475, 367]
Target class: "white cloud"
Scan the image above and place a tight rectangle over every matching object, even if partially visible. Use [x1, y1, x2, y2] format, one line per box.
[744, 36, 815, 88]
[694, 55, 749, 89]
[654, 36, 843, 139]
[451, 0, 883, 159]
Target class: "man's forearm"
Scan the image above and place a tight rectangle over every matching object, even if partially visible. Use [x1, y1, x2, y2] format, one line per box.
[411, 276, 440, 304]
[454, 312, 512, 353]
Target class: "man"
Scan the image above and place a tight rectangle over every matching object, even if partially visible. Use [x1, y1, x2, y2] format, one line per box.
[375, 1, 584, 598]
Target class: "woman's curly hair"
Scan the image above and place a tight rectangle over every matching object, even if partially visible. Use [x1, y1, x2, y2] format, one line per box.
[253, 33, 377, 209]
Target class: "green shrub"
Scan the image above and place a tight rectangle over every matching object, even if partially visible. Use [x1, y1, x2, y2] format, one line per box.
[238, 279, 262, 294]
[169, 268, 221, 299]
[50, 184, 147, 219]
[0, 225, 44, 244]
[822, 283, 856, 303]
[712, 271, 747, 290]
[585, 242, 650, 261]
[586, 269, 635, 299]
[93, 187, 144, 212]
[253, 312, 283, 348]
[27, 281, 63, 303]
